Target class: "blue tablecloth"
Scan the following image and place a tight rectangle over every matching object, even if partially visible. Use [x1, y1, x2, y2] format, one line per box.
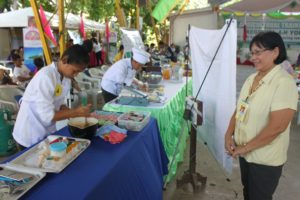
[6, 118, 168, 200]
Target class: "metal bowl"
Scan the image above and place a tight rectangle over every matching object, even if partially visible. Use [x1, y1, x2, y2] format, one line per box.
[143, 73, 162, 84]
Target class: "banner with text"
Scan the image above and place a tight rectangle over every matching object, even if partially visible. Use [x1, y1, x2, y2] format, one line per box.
[236, 16, 300, 48]
[23, 27, 43, 72]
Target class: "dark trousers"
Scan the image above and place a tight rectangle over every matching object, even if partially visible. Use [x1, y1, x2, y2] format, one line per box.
[95, 51, 103, 66]
[101, 88, 118, 103]
[239, 157, 283, 200]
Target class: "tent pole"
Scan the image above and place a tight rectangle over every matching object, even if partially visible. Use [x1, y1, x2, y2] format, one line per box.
[29, 0, 52, 65]
[58, 0, 65, 57]
[136, 0, 139, 30]
[115, 0, 127, 27]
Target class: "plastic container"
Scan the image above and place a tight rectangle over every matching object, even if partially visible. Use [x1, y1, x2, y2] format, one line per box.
[162, 65, 171, 80]
[117, 111, 151, 132]
[50, 142, 67, 158]
[79, 91, 88, 106]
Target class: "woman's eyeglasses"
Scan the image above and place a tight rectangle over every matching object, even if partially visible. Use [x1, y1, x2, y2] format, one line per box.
[250, 49, 270, 57]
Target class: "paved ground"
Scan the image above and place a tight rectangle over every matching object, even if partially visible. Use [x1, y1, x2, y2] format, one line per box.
[163, 65, 300, 200]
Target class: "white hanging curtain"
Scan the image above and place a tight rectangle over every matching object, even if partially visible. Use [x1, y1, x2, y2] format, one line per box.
[190, 19, 237, 173]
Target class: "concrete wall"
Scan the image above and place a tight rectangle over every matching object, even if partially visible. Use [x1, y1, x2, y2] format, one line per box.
[169, 7, 218, 47]
[0, 28, 23, 60]
[0, 29, 11, 60]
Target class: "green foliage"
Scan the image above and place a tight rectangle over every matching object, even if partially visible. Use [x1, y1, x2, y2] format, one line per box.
[0, 0, 12, 12]
[0, 0, 173, 43]
[85, 0, 115, 21]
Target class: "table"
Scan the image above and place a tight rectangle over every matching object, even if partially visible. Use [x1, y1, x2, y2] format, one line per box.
[103, 79, 192, 182]
[5, 118, 168, 200]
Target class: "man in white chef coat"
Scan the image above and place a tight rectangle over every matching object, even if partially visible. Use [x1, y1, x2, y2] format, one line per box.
[100, 47, 150, 103]
[13, 45, 92, 148]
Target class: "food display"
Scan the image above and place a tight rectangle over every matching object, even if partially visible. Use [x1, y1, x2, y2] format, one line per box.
[90, 111, 121, 126]
[0, 164, 45, 200]
[9, 135, 90, 173]
[117, 111, 151, 132]
[146, 85, 165, 103]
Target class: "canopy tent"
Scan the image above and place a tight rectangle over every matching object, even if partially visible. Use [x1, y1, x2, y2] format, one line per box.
[221, 0, 300, 13]
[0, 7, 105, 30]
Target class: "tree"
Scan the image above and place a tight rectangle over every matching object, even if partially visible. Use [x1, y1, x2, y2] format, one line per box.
[0, 0, 13, 12]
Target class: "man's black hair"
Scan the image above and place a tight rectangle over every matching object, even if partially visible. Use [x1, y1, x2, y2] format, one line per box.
[82, 39, 93, 53]
[33, 57, 44, 70]
[61, 44, 90, 66]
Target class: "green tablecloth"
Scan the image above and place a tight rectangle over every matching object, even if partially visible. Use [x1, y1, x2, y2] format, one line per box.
[103, 80, 192, 182]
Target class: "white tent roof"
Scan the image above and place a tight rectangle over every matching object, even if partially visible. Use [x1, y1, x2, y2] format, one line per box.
[0, 7, 105, 30]
[222, 0, 300, 13]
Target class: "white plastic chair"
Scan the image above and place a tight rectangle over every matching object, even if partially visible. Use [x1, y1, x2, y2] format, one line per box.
[0, 85, 24, 118]
[101, 65, 110, 72]
[74, 72, 101, 89]
[88, 68, 104, 79]
[72, 72, 103, 110]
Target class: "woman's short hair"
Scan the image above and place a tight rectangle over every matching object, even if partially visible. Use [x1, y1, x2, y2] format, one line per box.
[249, 31, 287, 64]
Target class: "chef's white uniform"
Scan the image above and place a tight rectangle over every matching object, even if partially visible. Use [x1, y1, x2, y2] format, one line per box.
[100, 58, 136, 96]
[13, 63, 71, 147]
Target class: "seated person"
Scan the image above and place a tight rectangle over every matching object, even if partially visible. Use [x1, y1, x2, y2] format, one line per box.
[114, 44, 124, 63]
[158, 41, 167, 55]
[7, 49, 18, 61]
[166, 43, 178, 62]
[0, 68, 16, 85]
[12, 54, 33, 88]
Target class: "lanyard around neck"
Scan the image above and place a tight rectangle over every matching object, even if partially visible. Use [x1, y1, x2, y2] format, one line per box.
[245, 78, 264, 102]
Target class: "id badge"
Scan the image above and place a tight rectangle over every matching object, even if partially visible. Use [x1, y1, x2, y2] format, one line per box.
[55, 84, 62, 97]
[235, 100, 249, 122]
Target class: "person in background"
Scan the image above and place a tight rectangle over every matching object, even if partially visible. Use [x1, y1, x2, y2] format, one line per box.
[33, 57, 45, 74]
[0, 68, 16, 85]
[149, 43, 156, 54]
[145, 44, 150, 52]
[13, 44, 91, 148]
[100, 47, 150, 103]
[114, 44, 124, 63]
[7, 49, 18, 61]
[166, 43, 177, 62]
[12, 54, 33, 88]
[91, 32, 103, 66]
[224, 31, 298, 200]
[18, 46, 24, 60]
[280, 59, 294, 76]
[158, 41, 166, 55]
[66, 39, 74, 49]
